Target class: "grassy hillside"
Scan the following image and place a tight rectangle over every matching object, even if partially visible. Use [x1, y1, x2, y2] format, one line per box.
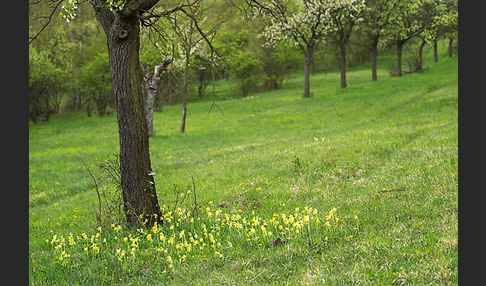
[29, 49, 458, 284]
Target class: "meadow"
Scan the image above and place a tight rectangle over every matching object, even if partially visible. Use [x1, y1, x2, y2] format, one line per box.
[29, 48, 458, 285]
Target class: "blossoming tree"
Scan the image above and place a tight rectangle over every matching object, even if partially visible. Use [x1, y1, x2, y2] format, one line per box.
[254, 0, 331, 98]
[359, 0, 398, 81]
[252, 0, 365, 96]
[325, 0, 365, 88]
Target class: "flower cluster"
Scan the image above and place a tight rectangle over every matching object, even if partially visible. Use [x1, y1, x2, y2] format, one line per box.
[46, 204, 340, 271]
[258, 0, 365, 48]
[59, 0, 78, 23]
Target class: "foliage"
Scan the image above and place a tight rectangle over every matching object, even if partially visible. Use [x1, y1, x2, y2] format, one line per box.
[422, 0, 458, 43]
[260, 44, 302, 90]
[29, 48, 65, 123]
[383, 0, 436, 45]
[227, 50, 265, 97]
[78, 52, 114, 117]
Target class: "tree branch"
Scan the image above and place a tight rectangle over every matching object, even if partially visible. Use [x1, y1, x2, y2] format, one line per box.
[139, 0, 198, 21]
[29, 0, 64, 45]
[91, 0, 115, 35]
[178, 7, 224, 61]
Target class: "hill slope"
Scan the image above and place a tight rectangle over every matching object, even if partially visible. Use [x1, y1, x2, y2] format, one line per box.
[29, 53, 458, 284]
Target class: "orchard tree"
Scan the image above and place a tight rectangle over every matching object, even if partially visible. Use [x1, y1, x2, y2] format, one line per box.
[422, 0, 458, 61]
[253, 0, 333, 98]
[385, 0, 435, 77]
[326, 0, 365, 88]
[253, 0, 364, 95]
[30, 0, 212, 227]
[360, 0, 398, 81]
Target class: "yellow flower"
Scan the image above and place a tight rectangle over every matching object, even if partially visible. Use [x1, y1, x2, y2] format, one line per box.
[146, 233, 152, 242]
[168, 235, 175, 245]
[151, 223, 159, 234]
[159, 233, 166, 241]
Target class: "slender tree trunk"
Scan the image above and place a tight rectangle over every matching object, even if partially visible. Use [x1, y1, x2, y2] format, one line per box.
[93, 3, 163, 227]
[448, 37, 453, 57]
[371, 38, 378, 82]
[180, 50, 190, 133]
[434, 39, 439, 62]
[418, 39, 426, 71]
[339, 43, 347, 88]
[396, 42, 403, 77]
[303, 48, 312, 98]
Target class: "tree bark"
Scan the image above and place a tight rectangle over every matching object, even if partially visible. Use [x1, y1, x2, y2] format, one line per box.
[92, 1, 163, 227]
[339, 43, 347, 89]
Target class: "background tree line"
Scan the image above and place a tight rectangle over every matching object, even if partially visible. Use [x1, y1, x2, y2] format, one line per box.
[29, 0, 457, 123]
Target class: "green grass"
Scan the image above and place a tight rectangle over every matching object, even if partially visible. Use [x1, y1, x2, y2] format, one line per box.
[29, 47, 457, 285]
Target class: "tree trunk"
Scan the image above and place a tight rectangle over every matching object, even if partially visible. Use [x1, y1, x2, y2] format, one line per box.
[303, 49, 312, 98]
[371, 38, 378, 82]
[180, 50, 190, 133]
[144, 60, 172, 136]
[143, 67, 157, 136]
[92, 2, 163, 227]
[434, 40, 439, 62]
[339, 43, 347, 89]
[396, 42, 403, 77]
[418, 39, 426, 71]
[448, 37, 453, 57]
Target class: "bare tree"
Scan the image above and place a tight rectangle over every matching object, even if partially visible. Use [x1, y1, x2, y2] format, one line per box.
[143, 59, 172, 135]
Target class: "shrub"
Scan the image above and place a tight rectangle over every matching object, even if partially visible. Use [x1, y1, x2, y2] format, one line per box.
[79, 52, 114, 116]
[228, 51, 265, 97]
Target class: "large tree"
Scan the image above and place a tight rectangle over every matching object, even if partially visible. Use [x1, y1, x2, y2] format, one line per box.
[30, 0, 208, 227]
[88, 0, 164, 227]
